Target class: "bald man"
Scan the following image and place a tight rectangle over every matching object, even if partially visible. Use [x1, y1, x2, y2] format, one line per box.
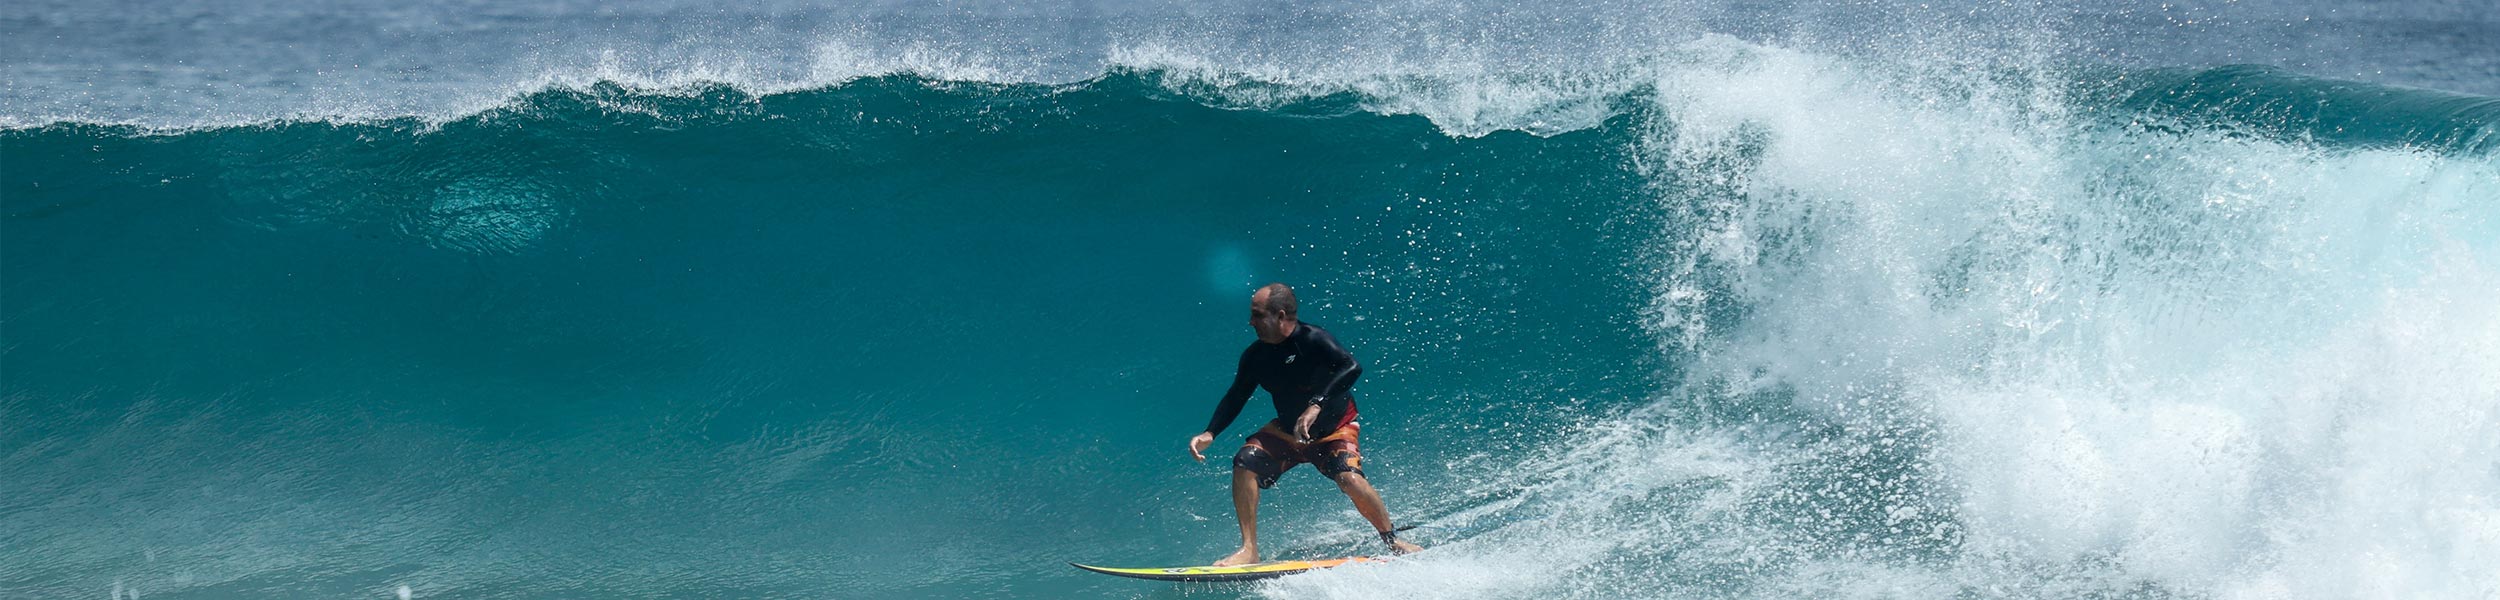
[1188, 282, 1425, 566]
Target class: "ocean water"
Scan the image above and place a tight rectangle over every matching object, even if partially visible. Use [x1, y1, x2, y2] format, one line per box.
[4, 1, 2498, 598]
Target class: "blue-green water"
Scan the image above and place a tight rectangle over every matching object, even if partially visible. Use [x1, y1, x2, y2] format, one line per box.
[6, 9, 2500, 599]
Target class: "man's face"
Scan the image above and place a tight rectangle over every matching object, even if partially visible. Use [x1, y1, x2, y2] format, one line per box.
[1250, 295, 1291, 343]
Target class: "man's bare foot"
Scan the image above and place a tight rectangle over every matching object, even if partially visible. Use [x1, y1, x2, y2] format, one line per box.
[1213, 546, 1261, 567]
[1388, 539, 1423, 555]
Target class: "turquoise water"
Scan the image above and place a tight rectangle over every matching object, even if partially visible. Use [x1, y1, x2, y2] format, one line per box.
[6, 20, 2500, 600]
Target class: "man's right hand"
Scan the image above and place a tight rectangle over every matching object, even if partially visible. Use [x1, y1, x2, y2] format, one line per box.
[1189, 432, 1215, 462]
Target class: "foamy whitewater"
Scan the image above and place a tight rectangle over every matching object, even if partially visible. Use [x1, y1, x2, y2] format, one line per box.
[4, 1, 2496, 598]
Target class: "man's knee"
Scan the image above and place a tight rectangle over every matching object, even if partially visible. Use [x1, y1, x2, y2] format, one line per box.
[1323, 450, 1366, 487]
[1233, 446, 1286, 489]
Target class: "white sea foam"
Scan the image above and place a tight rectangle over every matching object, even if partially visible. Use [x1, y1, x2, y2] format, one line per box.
[1262, 34, 2500, 599]
[1647, 38, 2500, 598]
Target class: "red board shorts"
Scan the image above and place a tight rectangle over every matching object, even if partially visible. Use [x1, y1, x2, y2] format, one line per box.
[1231, 420, 1365, 489]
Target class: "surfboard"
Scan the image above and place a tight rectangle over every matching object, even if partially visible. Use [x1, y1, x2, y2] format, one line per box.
[1069, 556, 1385, 582]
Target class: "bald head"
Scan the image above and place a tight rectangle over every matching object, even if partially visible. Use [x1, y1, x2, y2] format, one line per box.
[1252, 282, 1298, 318]
[1250, 283, 1300, 343]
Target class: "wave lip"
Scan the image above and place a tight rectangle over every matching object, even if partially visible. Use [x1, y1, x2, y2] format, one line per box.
[18, 43, 2500, 162]
[2102, 64, 2500, 156]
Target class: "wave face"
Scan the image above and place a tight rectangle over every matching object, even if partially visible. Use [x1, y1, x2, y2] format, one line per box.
[6, 34, 2500, 600]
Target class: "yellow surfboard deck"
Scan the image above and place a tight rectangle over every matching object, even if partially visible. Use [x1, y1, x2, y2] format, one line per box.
[1070, 556, 1385, 582]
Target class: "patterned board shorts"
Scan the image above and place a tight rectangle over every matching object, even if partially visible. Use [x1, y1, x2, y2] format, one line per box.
[1231, 421, 1364, 489]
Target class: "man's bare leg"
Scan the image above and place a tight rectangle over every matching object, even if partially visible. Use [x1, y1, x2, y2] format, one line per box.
[1214, 468, 1263, 566]
[1333, 471, 1425, 554]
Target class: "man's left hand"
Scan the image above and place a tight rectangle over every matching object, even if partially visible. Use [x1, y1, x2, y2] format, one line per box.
[1294, 403, 1322, 441]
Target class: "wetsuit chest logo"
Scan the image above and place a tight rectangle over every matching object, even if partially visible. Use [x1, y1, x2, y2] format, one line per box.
[1284, 354, 1297, 364]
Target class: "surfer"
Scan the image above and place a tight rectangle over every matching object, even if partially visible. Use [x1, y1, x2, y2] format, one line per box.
[1189, 282, 1426, 566]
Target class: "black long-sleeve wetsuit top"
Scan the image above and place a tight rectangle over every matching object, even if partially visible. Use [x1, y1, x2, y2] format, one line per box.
[1203, 322, 1364, 438]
